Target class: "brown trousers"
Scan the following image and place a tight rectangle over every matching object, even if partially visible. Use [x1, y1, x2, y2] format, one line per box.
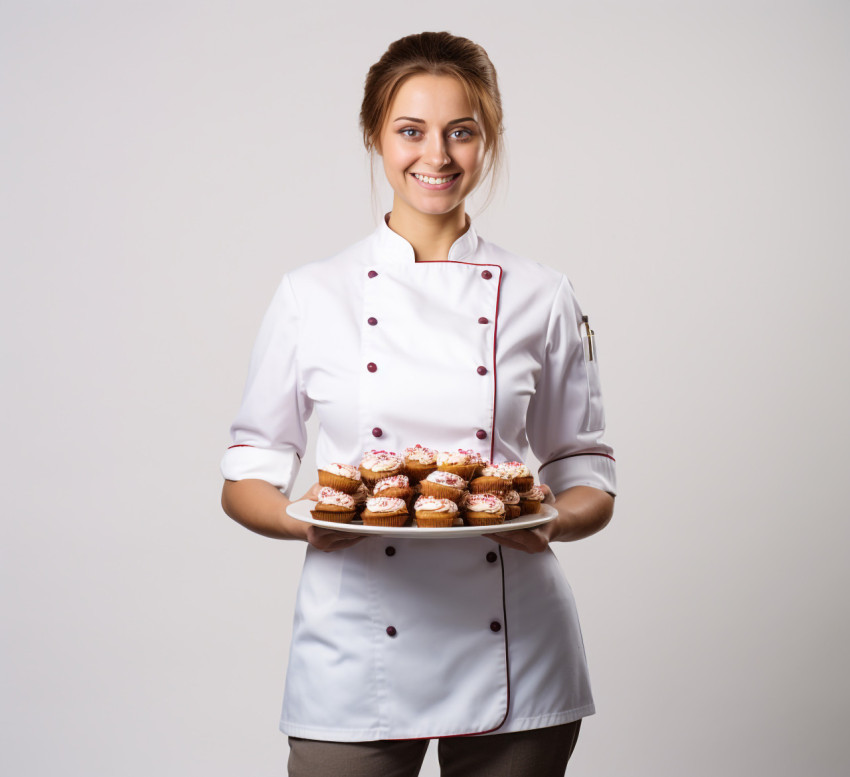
[288, 719, 581, 777]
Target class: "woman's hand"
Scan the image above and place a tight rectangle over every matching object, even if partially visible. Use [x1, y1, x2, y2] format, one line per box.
[299, 482, 366, 552]
[487, 484, 613, 553]
[222, 479, 365, 550]
[487, 485, 556, 553]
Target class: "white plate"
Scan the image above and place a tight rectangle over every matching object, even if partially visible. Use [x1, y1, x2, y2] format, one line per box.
[286, 500, 557, 539]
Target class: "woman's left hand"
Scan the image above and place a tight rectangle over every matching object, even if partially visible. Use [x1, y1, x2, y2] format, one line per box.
[487, 485, 555, 553]
[487, 526, 551, 553]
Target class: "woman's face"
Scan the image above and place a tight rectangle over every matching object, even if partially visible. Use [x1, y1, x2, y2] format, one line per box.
[377, 74, 486, 220]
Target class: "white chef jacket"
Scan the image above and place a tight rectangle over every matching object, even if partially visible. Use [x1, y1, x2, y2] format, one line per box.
[221, 214, 616, 741]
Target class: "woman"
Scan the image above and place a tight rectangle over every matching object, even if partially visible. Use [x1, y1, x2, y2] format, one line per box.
[221, 31, 616, 777]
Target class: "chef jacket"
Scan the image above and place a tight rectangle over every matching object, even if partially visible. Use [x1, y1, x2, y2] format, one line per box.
[221, 214, 616, 741]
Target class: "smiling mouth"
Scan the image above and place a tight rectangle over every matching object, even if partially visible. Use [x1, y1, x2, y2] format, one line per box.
[411, 172, 460, 185]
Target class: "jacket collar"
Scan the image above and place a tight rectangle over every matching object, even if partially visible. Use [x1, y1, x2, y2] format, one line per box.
[376, 212, 479, 264]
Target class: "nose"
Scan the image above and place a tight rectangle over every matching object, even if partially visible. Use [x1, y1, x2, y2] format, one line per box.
[423, 132, 451, 168]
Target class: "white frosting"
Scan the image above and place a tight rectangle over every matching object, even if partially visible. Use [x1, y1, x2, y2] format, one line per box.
[424, 471, 466, 488]
[414, 496, 458, 513]
[364, 497, 407, 513]
[360, 450, 403, 471]
[464, 494, 505, 513]
[316, 487, 356, 509]
[518, 486, 545, 501]
[321, 463, 361, 480]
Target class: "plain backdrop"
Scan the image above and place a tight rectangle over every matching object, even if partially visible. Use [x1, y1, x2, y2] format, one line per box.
[2, 1, 849, 775]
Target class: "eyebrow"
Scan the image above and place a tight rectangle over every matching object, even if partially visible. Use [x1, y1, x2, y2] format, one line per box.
[392, 116, 478, 125]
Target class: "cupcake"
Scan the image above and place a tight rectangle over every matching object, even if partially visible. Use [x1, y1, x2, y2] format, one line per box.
[517, 485, 546, 515]
[317, 462, 362, 494]
[373, 474, 413, 504]
[361, 496, 409, 527]
[310, 487, 357, 523]
[402, 445, 438, 483]
[469, 463, 512, 495]
[436, 449, 483, 481]
[413, 495, 459, 528]
[359, 450, 403, 488]
[463, 493, 506, 526]
[502, 490, 522, 520]
[498, 461, 534, 493]
[419, 470, 467, 503]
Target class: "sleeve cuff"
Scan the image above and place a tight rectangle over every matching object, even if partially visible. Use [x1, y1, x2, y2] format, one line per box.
[220, 445, 302, 497]
[538, 453, 617, 497]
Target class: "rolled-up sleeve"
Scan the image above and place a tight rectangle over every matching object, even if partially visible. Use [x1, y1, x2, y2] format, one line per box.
[526, 276, 616, 496]
[220, 275, 312, 496]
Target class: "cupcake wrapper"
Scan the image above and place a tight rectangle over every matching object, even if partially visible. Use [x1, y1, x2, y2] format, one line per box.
[361, 510, 409, 527]
[469, 477, 510, 495]
[360, 467, 402, 488]
[419, 480, 464, 503]
[519, 500, 542, 515]
[310, 509, 356, 524]
[403, 462, 438, 484]
[415, 512, 457, 528]
[438, 463, 479, 481]
[373, 487, 413, 502]
[511, 476, 534, 492]
[464, 511, 506, 526]
[505, 504, 522, 520]
[317, 471, 361, 494]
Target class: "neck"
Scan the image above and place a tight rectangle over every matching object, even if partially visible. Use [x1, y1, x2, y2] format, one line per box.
[386, 200, 469, 262]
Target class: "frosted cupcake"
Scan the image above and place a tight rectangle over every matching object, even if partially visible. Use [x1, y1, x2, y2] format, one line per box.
[463, 493, 506, 526]
[402, 445, 438, 484]
[359, 450, 403, 488]
[373, 474, 413, 504]
[310, 487, 357, 523]
[498, 461, 534, 493]
[318, 463, 361, 494]
[361, 496, 409, 527]
[502, 490, 522, 520]
[469, 463, 512, 495]
[517, 485, 546, 515]
[419, 470, 467, 503]
[436, 449, 482, 481]
[413, 495, 459, 528]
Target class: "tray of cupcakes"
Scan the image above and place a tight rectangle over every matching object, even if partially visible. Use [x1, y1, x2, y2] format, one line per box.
[285, 446, 557, 538]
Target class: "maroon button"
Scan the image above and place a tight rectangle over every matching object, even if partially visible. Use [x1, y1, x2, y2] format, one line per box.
[367, 362, 377, 373]
[372, 427, 383, 437]
[476, 429, 487, 440]
[477, 366, 488, 376]
[490, 621, 502, 633]
[386, 626, 397, 637]
[486, 551, 498, 563]
[368, 270, 378, 278]
[478, 317, 489, 324]
[368, 317, 378, 326]
[481, 270, 492, 280]
[385, 546, 396, 557]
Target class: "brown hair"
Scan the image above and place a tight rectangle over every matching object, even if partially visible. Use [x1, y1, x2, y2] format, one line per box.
[360, 32, 505, 206]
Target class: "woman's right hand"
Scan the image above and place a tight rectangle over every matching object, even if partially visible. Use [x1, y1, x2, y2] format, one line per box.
[298, 482, 366, 552]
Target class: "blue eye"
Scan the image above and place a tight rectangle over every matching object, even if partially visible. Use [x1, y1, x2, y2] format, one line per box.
[399, 128, 420, 138]
[450, 128, 473, 141]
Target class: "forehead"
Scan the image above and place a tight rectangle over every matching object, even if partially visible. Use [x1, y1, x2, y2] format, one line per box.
[387, 74, 475, 122]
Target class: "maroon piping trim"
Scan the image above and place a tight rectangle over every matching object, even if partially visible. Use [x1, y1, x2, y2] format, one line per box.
[227, 444, 302, 462]
[539, 451, 617, 473]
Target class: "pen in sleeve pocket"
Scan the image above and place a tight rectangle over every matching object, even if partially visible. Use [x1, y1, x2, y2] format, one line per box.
[582, 315, 594, 361]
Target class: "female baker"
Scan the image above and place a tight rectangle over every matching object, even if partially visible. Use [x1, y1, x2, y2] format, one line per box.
[221, 31, 616, 777]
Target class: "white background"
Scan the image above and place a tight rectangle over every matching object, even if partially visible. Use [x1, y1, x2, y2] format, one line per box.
[2, 1, 848, 775]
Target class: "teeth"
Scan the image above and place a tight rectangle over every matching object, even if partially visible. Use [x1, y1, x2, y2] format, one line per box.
[414, 173, 456, 185]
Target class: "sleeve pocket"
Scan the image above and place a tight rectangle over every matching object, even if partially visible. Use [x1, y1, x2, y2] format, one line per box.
[582, 333, 606, 433]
